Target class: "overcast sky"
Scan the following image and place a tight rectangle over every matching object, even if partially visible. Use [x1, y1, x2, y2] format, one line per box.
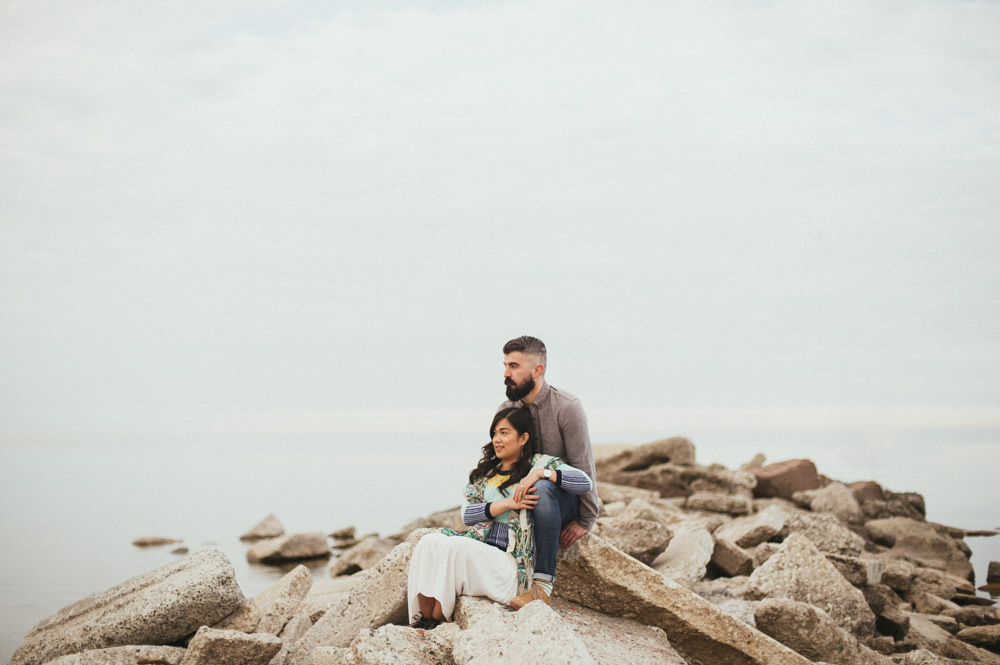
[2, 1, 998, 437]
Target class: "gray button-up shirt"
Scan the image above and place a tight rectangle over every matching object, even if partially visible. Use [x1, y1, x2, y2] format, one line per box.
[500, 382, 600, 530]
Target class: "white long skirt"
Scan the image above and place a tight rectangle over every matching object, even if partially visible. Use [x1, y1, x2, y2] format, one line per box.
[407, 532, 518, 622]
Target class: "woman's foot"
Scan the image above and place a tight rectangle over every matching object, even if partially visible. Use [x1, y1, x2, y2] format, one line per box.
[410, 613, 442, 630]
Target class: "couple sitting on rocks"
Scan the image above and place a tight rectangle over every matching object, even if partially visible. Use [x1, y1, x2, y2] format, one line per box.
[407, 335, 600, 629]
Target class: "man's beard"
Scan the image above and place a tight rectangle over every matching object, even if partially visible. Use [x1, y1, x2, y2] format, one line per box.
[505, 375, 535, 402]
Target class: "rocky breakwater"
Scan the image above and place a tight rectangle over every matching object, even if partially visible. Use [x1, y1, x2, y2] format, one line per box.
[10, 436, 999, 665]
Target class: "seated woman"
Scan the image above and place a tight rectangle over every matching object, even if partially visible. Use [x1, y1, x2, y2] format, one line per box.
[407, 406, 594, 628]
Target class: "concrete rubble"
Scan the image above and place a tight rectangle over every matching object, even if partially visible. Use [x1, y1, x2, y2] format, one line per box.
[9, 439, 998, 665]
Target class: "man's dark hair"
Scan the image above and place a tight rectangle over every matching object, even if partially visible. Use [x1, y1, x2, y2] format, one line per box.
[503, 335, 547, 366]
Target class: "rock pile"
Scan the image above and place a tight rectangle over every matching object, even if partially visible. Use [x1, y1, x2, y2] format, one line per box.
[10, 438, 999, 665]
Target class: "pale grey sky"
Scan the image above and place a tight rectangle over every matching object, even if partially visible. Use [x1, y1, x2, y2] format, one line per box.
[2, 1, 998, 436]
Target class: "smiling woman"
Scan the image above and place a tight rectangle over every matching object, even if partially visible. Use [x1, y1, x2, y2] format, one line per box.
[406, 406, 594, 625]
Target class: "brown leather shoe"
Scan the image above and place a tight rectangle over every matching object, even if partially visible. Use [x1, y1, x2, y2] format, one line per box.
[508, 584, 552, 610]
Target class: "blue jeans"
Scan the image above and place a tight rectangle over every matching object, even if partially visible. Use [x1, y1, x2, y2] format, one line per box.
[531, 481, 579, 580]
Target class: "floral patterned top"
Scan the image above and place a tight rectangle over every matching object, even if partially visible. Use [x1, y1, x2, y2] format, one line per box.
[440, 453, 590, 594]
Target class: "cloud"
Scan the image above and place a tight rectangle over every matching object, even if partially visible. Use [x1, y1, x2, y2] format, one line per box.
[1, 1, 998, 430]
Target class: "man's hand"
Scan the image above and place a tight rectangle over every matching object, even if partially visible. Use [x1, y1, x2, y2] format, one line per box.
[560, 521, 588, 549]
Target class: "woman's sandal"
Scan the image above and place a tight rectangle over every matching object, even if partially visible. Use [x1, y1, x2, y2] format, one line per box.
[410, 613, 442, 630]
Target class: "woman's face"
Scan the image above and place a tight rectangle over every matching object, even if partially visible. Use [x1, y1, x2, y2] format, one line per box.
[492, 417, 528, 466]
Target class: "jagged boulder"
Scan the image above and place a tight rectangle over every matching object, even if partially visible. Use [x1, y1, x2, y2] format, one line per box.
[240, 514, 285, 541]
[752, 459, 819, 499]
[715, 504, 789, 548]
[754, 597, 894, 665]
[652, 521, 715, 587]
[592, 517, 672, 565]
[10, 549, 244, 665]
[746, 532, 876, 639]
[43, 646, 187, 665]
[329, 536, 397, 576]
[179, 626, 281, 665]
[246, 532, 331, 565]
[956, 624, 1000, 653]
[685, 490, 753, 515]
[793, 481, 864, 524]
[711, 537, 754, 577]
[334, 622, 460, 665]
[555, 532, 813, 664]
[865, 518, 974, 582]
[281, 541, 413, 664]
[600, 460, 756, 499]
[452, 601, 596, 664]
[216, 564, 312, 635]
[782, 511, 866, 556]
[599, 436, 697, 472]
[298, 576, 359, 622]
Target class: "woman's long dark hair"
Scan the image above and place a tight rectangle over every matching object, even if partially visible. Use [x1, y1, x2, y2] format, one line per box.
[469, 406, 536, 493]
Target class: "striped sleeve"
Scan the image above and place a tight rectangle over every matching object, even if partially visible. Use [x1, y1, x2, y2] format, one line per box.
[462, 502, 491, 525]
[555, 465, 593, 495]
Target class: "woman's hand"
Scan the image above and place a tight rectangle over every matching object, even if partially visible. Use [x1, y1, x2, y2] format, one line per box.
[507, 487, 538, 511]
[513, 468, 545, 503]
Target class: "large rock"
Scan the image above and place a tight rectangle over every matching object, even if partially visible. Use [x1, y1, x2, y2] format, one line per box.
[619, 496, 686, 528]
[592, 517, 672, 565]
[216, 564, 312, 635]
[555, 533, 813, 664]
[865, 518, 974, 582]
[603, 436, 697, 471]
[752, 459, 819, 499]
[329, 536, 396, 576]
[906, 611, 1000, 663]
[651, 521, 715, 587]
[299, 576, 359, 622]
[337, 622, 460, 665]
[746, 532, 876, 639]
[282, 541, 412, 664]
[246, 532, 331, 564]
[685, 490, 753, 515]
[754, 598, 894, 665]
[255, 564, 313, 634]
[957, 624, 1000, 652]
[595, 482, 663, 506]
[549, 598, 687, 665]
[453, 595, 688, 665]
[269, 614, 312, 665]
[452, 601, 596, 664]
[10, 549, 244, 665]
[782, 511, 866, 556]
[711, 537, 754, 577]
[44, 646, 187, 665]
[601, 461, 756, 499]
[793, 481, 864, 524]
[715, 504, 789, 548]
[179, 626, 281, 665]
[240, 514, 285, 541]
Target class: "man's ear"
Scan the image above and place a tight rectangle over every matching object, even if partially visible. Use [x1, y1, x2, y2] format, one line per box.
[533, 363, 545, 379]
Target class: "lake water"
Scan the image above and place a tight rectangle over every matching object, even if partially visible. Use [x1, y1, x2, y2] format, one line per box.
[2, 426, 997, 662]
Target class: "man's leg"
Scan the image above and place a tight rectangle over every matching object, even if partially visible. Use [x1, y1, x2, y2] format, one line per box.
[530, 481, 579, 589]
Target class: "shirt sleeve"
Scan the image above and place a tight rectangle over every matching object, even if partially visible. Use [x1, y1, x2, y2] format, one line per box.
[557, 397, 600, 530]
[461, 501, 491, 525]
[554, 463, 593, 495]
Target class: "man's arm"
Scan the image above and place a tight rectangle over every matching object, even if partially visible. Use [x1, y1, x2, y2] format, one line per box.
[557, 397, 600, 532]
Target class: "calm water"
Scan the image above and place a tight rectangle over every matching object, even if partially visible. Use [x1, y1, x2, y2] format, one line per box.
[2, 427, 997, 661]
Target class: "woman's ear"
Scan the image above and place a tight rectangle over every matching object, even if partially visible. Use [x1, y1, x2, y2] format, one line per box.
[518, 432, 529, 447]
